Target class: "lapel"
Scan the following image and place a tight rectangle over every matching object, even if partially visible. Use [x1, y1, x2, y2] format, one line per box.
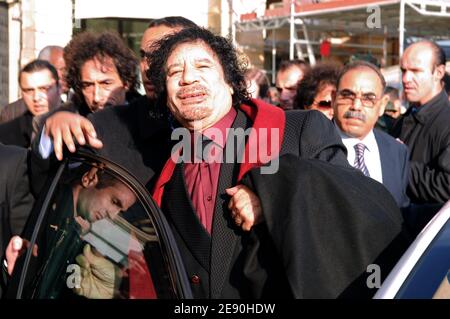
[162, 163, 211, 271]
[210, 110, 248, 298]
[374, 130, 391, 187]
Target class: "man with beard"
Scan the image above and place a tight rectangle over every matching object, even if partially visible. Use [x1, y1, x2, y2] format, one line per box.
[333, 61, 410, 209]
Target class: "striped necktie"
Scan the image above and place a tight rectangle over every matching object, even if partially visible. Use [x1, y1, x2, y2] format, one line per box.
[353, 143, 370, 177]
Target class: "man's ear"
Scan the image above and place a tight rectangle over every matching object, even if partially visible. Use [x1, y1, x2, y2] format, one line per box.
[378, 94, 389, 117]
[434, 64, 446, 82]
[81, 168, 99, 188]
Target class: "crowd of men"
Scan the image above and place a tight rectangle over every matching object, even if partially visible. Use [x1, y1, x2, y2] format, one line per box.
[0, 15, 449, 299]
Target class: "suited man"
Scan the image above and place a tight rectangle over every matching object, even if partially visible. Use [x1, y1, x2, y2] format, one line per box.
[333, 61, 410, 208]
[0, 60, 61, 148]
[0, 46, 67, 124]
[0, 143, 34, 296]
[25, 24, 402, 298]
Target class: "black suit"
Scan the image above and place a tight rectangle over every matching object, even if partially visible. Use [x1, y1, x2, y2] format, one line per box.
[88, 95, 173, 188]
[0, 144, 34, 296]
[0, 99, 27, 124]
[373, 129, 410, 208]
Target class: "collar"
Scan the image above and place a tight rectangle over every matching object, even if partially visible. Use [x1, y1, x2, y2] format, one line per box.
[338, 127, 376, 153]
[410, 89, 449, 124]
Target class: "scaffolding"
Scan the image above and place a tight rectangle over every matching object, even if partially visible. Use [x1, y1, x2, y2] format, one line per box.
[235, 0, 450, 82]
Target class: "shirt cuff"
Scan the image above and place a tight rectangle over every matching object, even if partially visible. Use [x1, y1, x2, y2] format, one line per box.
[39, 126, 54, 159]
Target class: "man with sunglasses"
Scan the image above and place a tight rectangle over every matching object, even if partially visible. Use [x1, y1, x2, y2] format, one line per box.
[333, 61, 410, 209]
[294, 62, 341, 120]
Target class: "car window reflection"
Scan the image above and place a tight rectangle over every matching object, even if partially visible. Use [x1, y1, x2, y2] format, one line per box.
[20, 160, 176, 299]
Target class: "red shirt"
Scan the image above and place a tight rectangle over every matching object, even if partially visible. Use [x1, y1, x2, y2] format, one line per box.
[184, 107, 237, 234]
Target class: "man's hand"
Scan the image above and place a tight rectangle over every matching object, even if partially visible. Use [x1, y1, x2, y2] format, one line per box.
[226, 185, 263, 231]
[74, 244, 119, 299]
[5, 236, 38, 276]
[44, 112, 103, 160]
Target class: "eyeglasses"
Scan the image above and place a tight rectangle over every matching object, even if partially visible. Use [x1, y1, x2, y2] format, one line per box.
[336, 89, 380, 108]
[312, 100, 332, 108]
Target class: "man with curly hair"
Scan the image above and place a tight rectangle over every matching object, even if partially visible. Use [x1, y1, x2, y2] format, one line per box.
[145, 27, 405, 299]
[294, 62, 341, 120]
[62, 31, 140, 115]
[28, 23, 406, 299]
[30, 31, 141, 194]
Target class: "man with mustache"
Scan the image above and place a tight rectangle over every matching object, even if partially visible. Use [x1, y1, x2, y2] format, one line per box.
[333, 61, 410, 209]
[145, 27, 405, 298]
[390, 41, 450, 226]
[25, 22, 405, 299]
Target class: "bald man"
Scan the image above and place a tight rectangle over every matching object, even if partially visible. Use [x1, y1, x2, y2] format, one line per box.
[391, 40, 450, 231]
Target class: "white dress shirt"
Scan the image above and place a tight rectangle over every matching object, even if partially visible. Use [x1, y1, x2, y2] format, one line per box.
[336, 125, 383, 184]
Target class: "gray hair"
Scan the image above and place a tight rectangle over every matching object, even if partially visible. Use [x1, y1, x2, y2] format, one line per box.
[38, 45, 64, 61]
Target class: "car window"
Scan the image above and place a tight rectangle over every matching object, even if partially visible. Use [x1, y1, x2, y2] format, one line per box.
[396, 219, 450, 298]
[11, 156, 191, 299]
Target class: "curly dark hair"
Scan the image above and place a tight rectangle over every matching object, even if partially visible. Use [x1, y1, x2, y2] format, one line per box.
[294, 62, 341, 110]
[146, 27, 250, 108]
[64, 31, 139, 106]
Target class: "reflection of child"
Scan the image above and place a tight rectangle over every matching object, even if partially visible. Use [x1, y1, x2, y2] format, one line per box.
[433, 271, 450, 299]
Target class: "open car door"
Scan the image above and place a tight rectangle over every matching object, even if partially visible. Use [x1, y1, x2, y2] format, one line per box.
[7, 150, 192, 299]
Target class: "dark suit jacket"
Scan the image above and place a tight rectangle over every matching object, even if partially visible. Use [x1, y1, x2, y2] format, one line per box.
[0, 111, 33, 148]
[88, 95, 173, 188]
[374, 129, 410, 208]
[0, 144, 34, 296]
[0, 99, 27, 124]
[242, 155, 407, 298]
